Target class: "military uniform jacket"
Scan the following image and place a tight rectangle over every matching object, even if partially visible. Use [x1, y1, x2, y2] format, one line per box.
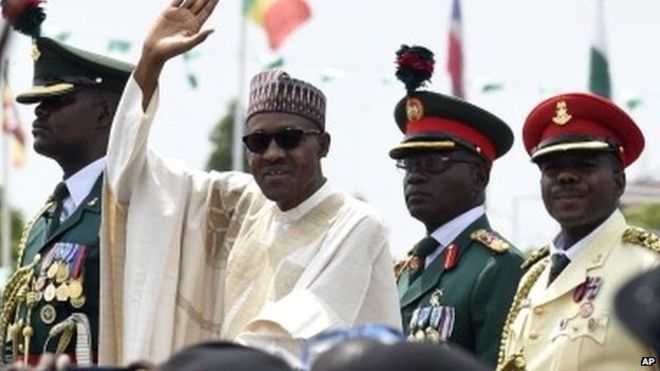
[398, 215, 524, 367]
[499, 210, 659, 371]
[2, 176, 102, 364]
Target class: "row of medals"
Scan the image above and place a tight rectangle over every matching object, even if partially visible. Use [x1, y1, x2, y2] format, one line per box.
[32, 244, 87, 324]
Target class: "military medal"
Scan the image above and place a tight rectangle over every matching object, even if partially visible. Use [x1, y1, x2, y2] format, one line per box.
[56, 283, 70, 302]
[579, 301, 594, 318]
[47, 261, 59, 279]
[409, 308, 420, 332]
[438, 306, 456, 341]
[68, 279, 83, 299]
[44, 283, 56, 302]
[70, 295, 86, 309]
[586, 276, 603, 300]
[443, 244, 458, 270]
[40, 304, 57, 324]
[417, 307, 431, 330]
[573, 281, 586, 303]
[55, 263, 70, 284]
[429, 289, 444, 306]
[424, 327, 441, 344]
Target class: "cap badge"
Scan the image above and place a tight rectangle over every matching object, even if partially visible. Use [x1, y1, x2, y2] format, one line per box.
[31, 41, 41, 61]
[406, 97, 424, 121]
[552, 100, 572, 125]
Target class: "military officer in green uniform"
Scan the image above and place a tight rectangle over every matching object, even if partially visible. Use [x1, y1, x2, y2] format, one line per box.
[390, 45, 524, 368]
[0, 37, 133, 366]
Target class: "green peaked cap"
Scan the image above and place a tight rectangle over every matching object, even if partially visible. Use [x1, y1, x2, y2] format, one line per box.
[16, 37, 134, 104]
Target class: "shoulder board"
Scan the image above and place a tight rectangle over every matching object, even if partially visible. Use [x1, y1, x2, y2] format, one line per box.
[393, 246, 416, 281]
[521, 245, 550, 270]
[470, 229, 510, 254]
[622, 226, 660, 253]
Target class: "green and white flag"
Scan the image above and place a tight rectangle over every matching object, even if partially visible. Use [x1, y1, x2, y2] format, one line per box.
[589, 0, 611, 98]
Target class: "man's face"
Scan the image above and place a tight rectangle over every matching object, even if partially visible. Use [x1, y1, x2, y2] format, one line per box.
[401, 150, 486, 230]
[31, 89, 103, 160]
[538, 151, 624, 232]
[246, 112, 329, 211]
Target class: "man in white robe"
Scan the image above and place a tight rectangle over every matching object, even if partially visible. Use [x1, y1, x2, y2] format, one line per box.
[97, 0, 401, 366]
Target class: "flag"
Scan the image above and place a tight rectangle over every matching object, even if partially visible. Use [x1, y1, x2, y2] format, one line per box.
[244, 0, 311, 50]
[2, 75, 26, 167]
[447, 0, 465, 99]
[589, 0, 611, 98]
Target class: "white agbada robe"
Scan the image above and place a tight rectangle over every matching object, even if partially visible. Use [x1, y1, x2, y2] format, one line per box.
[98, 77, 402, 365]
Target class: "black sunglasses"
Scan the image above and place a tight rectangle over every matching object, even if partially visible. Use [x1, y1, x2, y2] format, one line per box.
[242, 128, 322, 154]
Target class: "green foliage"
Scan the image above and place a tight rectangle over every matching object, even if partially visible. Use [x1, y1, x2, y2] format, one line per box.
[622, 203, 660, 231]
[0, 204, 26, 266]
[205, 100, 248, 171]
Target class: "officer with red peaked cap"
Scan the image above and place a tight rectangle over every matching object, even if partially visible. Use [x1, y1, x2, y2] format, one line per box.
[497, 93, 659, 371]
[391, 45, 524, 368]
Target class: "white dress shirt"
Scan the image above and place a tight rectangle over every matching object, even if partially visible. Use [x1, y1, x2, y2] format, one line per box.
[60, 157, 105, 221]
[425, 205, 486, 268]
[549, 210, 619, 262]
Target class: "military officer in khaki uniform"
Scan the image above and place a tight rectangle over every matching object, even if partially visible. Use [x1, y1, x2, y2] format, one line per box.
[390, 45, 524, 368]
[497, 93, 660, 371]
[0, 37, 132, 365]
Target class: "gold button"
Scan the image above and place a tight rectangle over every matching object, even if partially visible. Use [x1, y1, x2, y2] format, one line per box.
[533, 307, 545, 315]
[529, 332, 539, 340]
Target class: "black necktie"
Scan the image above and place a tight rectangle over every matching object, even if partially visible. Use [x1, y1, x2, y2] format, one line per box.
[548, 253, 570, 285]
[409, 236, 440, 282]
[48, 182, 69, 237]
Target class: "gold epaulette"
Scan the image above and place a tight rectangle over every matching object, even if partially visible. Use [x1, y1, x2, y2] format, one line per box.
[622, 226, 660, 253]
[521, 245, 550, 270]
[394, 247, 415, 281]
[470, 229, 510, 254]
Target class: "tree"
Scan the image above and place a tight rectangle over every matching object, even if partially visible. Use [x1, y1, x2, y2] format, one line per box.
[205, 100, 248, 171]
[0, 188, 26, 266]
[622, 203, 660, 232]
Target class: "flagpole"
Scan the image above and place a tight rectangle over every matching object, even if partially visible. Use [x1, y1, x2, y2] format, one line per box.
[232, 2, 248, 171]
[0, 60, 10, 268]
[0, 23, 12, 268]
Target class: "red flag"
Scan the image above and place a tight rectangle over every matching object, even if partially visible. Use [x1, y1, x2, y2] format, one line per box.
[2, 74, 27, 167]
[447, 0, 465, 99]
[245, 0, 311, 50]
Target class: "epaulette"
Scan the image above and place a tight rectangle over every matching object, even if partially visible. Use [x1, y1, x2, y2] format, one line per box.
[521, 245, 550, 270]
[394, 258, 409, 281]
[470, 229, 509, 254]
[622, 226, 660, 253]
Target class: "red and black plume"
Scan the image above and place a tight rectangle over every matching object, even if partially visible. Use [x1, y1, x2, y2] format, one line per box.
[1, 0, 45, 38]
[395, 45, 435, 95]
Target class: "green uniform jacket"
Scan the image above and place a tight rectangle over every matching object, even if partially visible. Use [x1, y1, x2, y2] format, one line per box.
[398, 215, 524, 368]
[15, 175, 102, 361]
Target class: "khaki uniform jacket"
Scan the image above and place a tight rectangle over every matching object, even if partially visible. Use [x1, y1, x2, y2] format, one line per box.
[499, 210, 659, 371]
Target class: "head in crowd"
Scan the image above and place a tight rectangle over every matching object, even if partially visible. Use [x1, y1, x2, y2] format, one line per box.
[389, 45, 513, 233]
[243, 70, 331, 210]
[522, 93, 643, 243]
[18, 37, 133, 176]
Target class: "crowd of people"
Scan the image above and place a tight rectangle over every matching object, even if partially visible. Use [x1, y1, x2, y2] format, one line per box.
[0, 0, 658, 370]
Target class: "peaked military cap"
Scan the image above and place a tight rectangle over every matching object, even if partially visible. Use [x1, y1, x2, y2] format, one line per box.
[523, 93, 644, 167]
[390, 92, 514, 162]
[388, 45, 512, 162]
[16, 37, 134, 104]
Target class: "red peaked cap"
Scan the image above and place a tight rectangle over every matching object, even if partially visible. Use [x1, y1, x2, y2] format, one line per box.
[523, 93, 644, 167]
